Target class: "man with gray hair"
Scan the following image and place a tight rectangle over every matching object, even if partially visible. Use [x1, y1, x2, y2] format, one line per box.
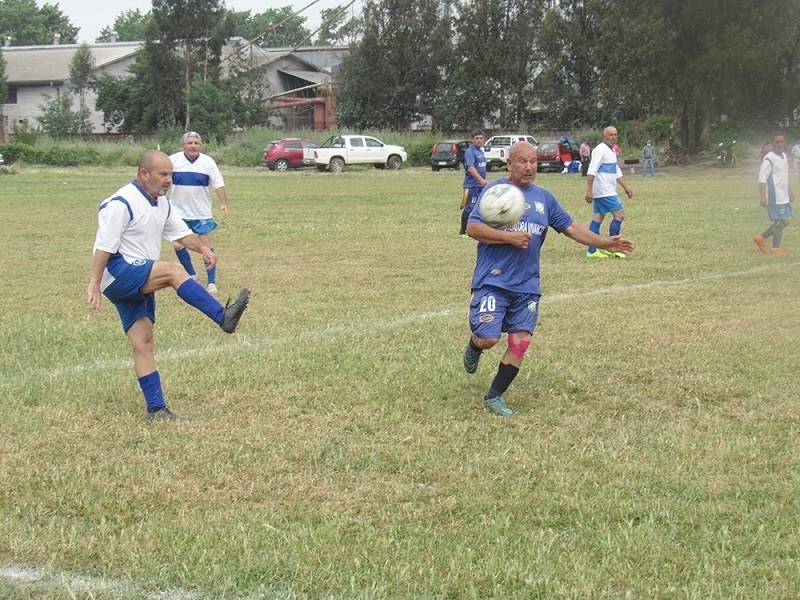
[169, 132, 229, 294]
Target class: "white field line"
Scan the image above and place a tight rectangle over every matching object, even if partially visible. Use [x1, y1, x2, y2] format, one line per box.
[2, 261, 795, 387]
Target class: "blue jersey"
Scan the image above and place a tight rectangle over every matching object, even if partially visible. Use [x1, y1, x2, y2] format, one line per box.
[468, 178, 574, 295]
[463, 144, 487, 188]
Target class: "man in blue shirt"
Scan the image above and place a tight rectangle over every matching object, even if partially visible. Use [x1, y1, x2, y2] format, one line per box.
[460, 129, 488, 236]
[463, 141, 634, 417]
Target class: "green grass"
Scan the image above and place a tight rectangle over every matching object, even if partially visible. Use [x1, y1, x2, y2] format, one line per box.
[1, 162, 799, 598]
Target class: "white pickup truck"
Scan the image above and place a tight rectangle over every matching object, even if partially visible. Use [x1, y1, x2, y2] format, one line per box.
[483, 134, 539, 171]
[305, 135, 408, 172]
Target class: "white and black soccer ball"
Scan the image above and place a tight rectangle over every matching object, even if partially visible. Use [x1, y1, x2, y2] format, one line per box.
[479, 183, 525, 229]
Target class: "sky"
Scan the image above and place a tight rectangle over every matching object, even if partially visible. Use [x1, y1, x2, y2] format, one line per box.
[54, 0, 359, 43]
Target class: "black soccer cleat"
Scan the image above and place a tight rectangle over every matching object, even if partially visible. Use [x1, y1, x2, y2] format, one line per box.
[145, 407, 190, 421]
[220, 288, 250, 334]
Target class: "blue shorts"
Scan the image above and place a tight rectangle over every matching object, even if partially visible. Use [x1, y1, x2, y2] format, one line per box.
[103, 255, 156, 332]
[592, 195, 624, 215]
[462, 186, 482, 213]
[184, 218, 217, 235]
[469, 286, 540, 340]
[768, 203, 792, 222]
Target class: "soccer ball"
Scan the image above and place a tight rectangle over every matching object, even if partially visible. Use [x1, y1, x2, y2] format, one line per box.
[479, 183, 526, 229]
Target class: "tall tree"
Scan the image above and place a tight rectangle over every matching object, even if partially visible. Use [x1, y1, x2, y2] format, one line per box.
[0, 0, 78, 46]
[335, 0, 447, 130]
[146, 0, 235, 129]
[96, 9, 151, 43]
[69, 42, 95, 134]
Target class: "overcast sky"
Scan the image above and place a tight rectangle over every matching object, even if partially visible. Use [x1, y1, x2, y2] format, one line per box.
[54, 0, 359, 43]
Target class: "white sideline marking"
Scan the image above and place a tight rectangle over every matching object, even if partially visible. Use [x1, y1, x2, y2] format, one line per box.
[1, 261, 795, 386]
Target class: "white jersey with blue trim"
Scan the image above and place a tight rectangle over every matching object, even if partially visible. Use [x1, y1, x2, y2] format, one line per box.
[93, 180, 192, 291]
[168, 152, 225, 219]
[468, 178, 574, 295]
[588, 142, 622, 198]
[759, 150, 791, 205]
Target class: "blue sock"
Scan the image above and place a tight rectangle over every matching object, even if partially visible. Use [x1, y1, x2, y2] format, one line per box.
[588, 220, 601, 253]
[177, 279, 224, 324]
[206, 247, 217, 285]
[175, 247, 197, 276]
[610, 219, 622, 237]
[138, 371, 165, 412]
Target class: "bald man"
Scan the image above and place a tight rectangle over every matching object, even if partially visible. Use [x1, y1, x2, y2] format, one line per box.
[88, 150, 250, 421]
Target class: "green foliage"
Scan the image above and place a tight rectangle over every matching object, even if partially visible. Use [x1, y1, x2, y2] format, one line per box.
[645, 115, 673, 143]
[231, 7, 310, 45]
[96, 9, 151, 43]
[37, 95, 76, 139]
[0, 0, 78, 45]
[316, 5, 363, 45]
[186, 78, 235, 143]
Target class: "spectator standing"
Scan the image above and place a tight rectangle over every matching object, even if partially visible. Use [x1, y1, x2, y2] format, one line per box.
[642, 140, 656, 176]
[460, 129, 489, 236]
[580, 139, 591, 177]
[169, 132, 229, 294]
[791, 141, 800, 176]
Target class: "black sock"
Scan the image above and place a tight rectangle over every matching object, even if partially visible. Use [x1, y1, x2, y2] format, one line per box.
[469, 338, 482, 353]
[487, 362, 519, 399]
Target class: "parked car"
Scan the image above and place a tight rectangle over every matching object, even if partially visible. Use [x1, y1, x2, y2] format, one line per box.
[262, 138, 320, 172]
[305, 135, 407, 172]
[483, 134, 539, 170]
[535, 138, 581, 172]
[430, 139, 469, 171]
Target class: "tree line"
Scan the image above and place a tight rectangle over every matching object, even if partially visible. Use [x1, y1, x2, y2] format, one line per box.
[2, 0, 799, 148]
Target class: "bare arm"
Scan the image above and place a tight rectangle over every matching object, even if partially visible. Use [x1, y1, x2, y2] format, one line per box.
[87, 250, 111, 311]
[215, 186, 228, 216]
[585, 174, 595, 203]
[466, 222, 532, 249]
[617, 176, 634, 198]
[176, 233, 217, 270]
[563, 221, 634, 254]
[467, 165, 487, 187]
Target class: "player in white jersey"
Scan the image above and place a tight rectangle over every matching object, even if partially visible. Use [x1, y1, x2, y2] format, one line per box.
[169, 132, 229, 294]
[463, 141, 634, 417]
[88, 150, 250, 421]
[584, 126, 634, 259]
[754, 133, 794, 256]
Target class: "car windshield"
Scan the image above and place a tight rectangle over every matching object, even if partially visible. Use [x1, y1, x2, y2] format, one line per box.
[539, 142, 558, 153]
[435, 143, 453, 152]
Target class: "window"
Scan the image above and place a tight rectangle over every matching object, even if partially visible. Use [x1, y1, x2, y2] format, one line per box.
[4, 86, 17, 104]
[285, 140, 302, 149]
[349, 138, 364, 148]
[365, 137, 383, 148]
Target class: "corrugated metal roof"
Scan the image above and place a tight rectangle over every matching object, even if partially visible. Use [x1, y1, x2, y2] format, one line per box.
[3, 42, 142, 84]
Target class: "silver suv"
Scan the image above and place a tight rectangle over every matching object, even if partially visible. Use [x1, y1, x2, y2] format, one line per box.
[483, 134, 539, 170]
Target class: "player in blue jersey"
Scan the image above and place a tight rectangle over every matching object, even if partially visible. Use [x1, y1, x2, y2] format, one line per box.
[463, 141, 634, 417]
[169, 132, 229, 294]
[754, 133, 793, 256]
[460, 129, 489, 236]
[88, 150, 250, 421]
[585, 126, 634, 259]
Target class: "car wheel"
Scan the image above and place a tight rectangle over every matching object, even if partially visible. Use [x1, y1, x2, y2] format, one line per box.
[432, 166, 440, 171]
[387, 155, 402, 170]
[274, 159, 289, 172]
[329, 157, 345, 173]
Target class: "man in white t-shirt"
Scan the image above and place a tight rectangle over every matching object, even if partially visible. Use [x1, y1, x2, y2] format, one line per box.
[87, 150, 250, 421]
[584, 126, 634, 259]
[169, 132, 229, 294]
[754, 133, 794, 257]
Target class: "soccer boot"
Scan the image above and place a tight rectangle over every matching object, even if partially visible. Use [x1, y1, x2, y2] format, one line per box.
[772, 248, 788, 257]
[145, 407, 190, 421]
[586, 250, 609, 259]
[483, 396, 512, 417]
[463, 341, 483, 374]
[601, 249, 627, 259]
[753, 235, 768, 253]
[220, 288, 250, 333]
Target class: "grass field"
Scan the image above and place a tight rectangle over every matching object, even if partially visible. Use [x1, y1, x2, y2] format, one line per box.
[1, 161, 799, 599]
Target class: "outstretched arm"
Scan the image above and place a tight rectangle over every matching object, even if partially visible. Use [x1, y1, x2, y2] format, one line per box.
[563, 221, 634, 254]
